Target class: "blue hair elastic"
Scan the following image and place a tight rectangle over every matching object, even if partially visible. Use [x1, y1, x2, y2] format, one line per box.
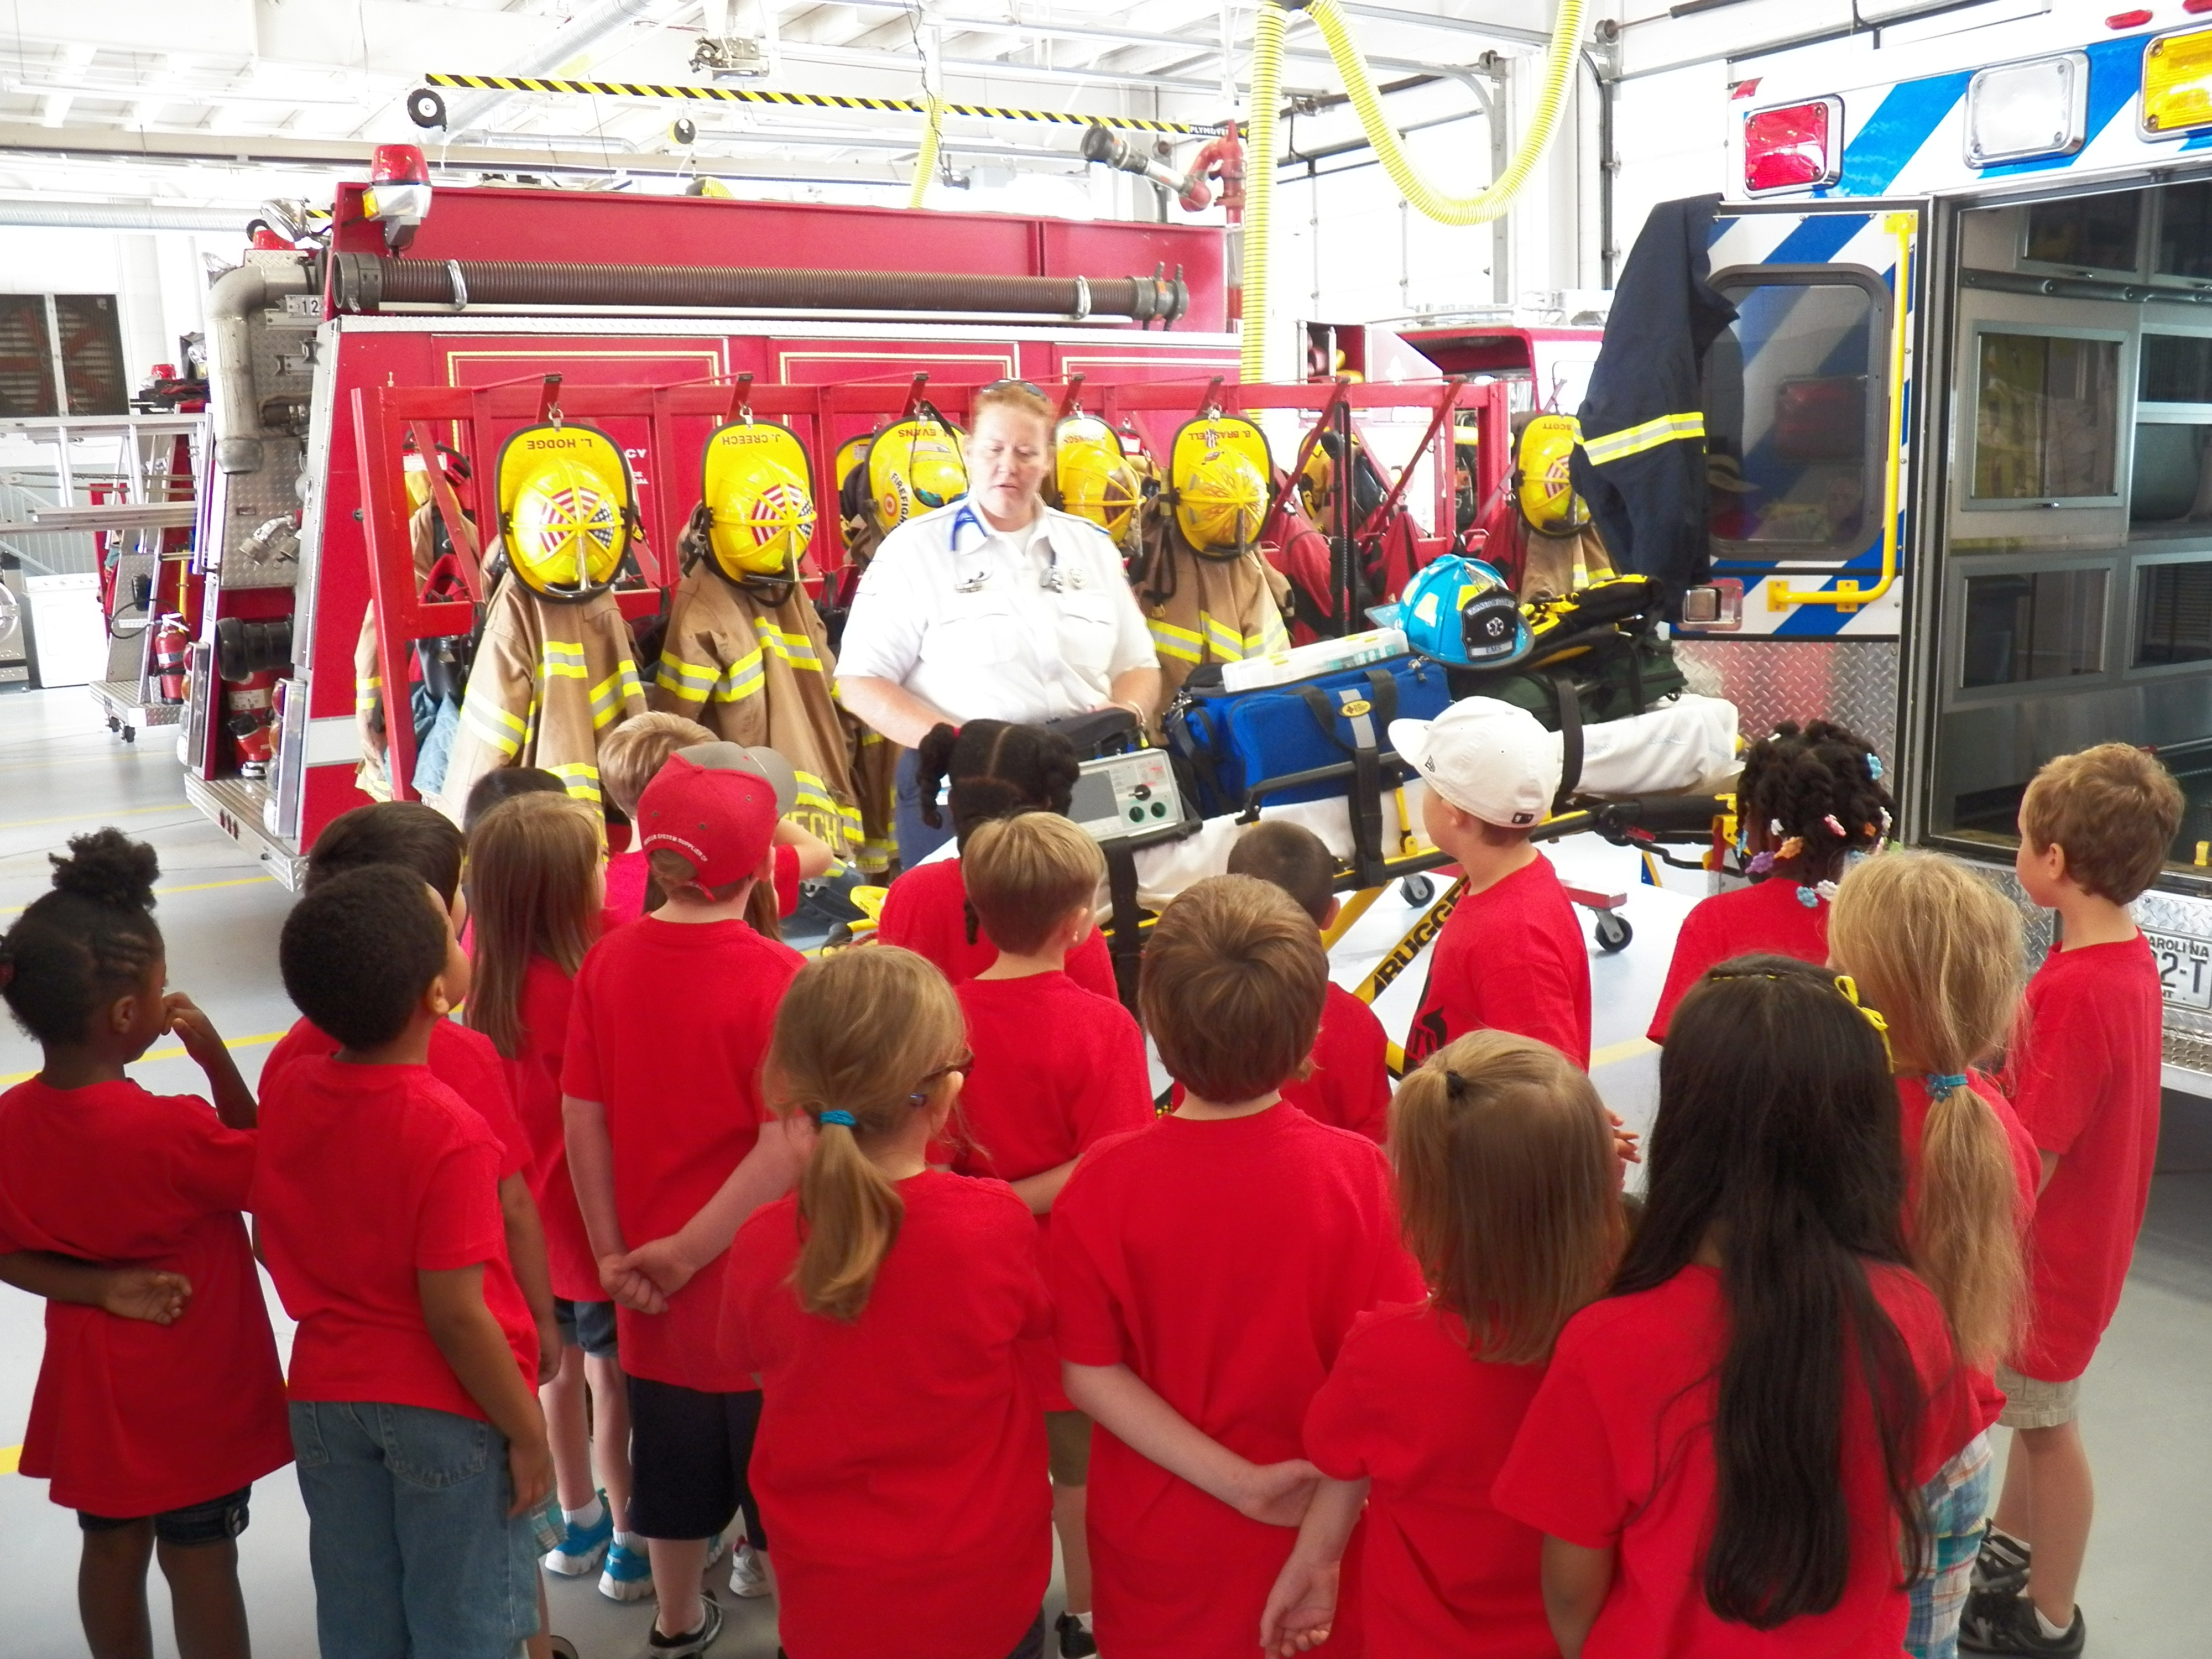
[819, 1109, 858, 1129]
[1924, 1074, 1968, 1098]
[1796, 885, 1820, 908]
[1867, 754, 1885, 781]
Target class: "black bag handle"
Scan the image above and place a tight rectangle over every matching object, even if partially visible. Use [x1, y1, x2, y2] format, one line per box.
[1104, 841, 1145, 1016]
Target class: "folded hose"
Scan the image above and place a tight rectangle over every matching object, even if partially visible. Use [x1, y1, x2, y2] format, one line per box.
[910, 92, 944, 211]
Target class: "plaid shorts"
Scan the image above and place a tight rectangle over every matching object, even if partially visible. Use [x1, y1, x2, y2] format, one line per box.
[1906, 1432, 1994, 1659]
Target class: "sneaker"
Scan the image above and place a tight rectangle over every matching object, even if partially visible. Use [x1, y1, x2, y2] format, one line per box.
[599, 1536, 655, 1603]
[728, 1541, 771, 1599]
[701, 1530, 727, 1568]
[1056, 1611, 1098, 1657]
[643, 1594, 724, 1658]
[542, 1496, 614, 1577]
[1972, 1527, 2032, 1598]
[1959, 1589, 2084, 1657]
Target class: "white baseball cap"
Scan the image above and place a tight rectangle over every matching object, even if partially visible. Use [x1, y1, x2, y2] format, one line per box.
[1389, 698, 1561, 829]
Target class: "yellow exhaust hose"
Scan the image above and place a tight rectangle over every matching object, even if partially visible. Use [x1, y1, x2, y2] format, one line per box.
[910, 92, 943, 211]
[1240, 1, 1287, 382]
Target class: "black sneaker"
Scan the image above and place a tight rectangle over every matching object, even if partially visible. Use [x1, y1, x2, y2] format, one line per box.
[1057, 1611, 1099, 1658]
[1973, 1526, 2033, 1598]
[1959, 1589, 2084, 1657]
[644, 1593, 724, 1657]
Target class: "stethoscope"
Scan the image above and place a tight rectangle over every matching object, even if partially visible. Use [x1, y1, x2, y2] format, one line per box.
[949, 497, 1081, 594]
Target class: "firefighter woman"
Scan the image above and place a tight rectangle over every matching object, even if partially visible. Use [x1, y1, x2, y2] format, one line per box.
[836, 380, 1160, 864]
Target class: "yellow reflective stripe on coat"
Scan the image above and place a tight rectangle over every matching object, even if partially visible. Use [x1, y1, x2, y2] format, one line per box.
[1581, 411, 1706, 468]
[458, 683, 527, 757]
[656, 653, 717, 704]
[1148, 617, 1204, 664]
[587, 662, 639, 731]
[547, 761, 602, 802]
[714, 649, 768, 703]
[539, 641, 590, 680]
[1201, 613, 1250, 660]
[751, 617, 822, 671]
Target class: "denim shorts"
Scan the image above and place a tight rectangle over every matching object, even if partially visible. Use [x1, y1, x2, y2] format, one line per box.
[290, 1400, 544, 1659]
[551, 1296, 618, 1360]
[1906, 1432, 1994, 1659]
[79, 1485, 252, 1547]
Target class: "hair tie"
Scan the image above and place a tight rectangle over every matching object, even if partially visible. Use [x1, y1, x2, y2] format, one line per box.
[1769, 818, 1785, 838]
[1924, 1073, 1968, 1098]
[1866, 753, 1884, 780]
[1796, 880, 1839, 908]
[1777, 836, 1804, 860]
[1747, 849, 1777, 874]
[1822, 815, 1846, 839]
[819, 1109, 858, 1129]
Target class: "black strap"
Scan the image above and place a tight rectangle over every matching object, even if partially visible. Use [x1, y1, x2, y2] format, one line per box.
[1554, 674, 1584, 807]
[1104, 842, 1145, 1016]
[1295, 669, 1399, 884]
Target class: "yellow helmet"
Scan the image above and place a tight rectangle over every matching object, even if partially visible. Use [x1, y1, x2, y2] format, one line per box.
[495, 421, 633, 600]
[701, 420, 816, 586]
[403, 450, 432, 515]
[869, 413, 967, 530]
[1055, 414, 1141, 547]
[1172, 414, 1271, 556]
[1514, 412, 1591, 535]
[1296, 444, 1333, 521]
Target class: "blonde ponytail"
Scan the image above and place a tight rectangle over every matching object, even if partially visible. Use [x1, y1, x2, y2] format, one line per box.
[1829, 851, 2027, 1368]
[768, 947, 965, 1322]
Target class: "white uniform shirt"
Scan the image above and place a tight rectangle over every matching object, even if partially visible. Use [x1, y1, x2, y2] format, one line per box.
[834, 499, 1157, 726]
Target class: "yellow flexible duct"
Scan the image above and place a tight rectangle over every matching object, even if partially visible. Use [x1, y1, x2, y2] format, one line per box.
[910, 92, 943, 210]
[1240, 1, 1286, 383]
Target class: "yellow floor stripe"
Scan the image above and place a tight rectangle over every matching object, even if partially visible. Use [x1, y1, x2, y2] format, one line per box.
[1, 1444, 18, 1476]
[0, 802, 181, 830]
[0, 874, 272, 919]
[1, 1030, 286, 1088]
[1590, 1035, 1657, 1070]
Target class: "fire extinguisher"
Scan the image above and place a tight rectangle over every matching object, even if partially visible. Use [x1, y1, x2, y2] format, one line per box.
[215, 616, 293, 780]
[150, 616, 191, 704]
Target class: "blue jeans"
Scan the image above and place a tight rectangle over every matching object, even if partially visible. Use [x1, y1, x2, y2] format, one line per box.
[893, 746, 955, 869]
[1907, 1432, 1995, 1659]
[291, 1400, 541, 1659]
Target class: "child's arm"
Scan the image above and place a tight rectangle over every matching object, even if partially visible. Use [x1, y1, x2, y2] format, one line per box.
[1259, 1475, 1369, 1655]
[496, 1175, 562, 1383]
[773, 818, 836, 880]
[418, 1263, 555, 1517]
[617, 1114, 811, 1298]
[562, 1093, 662, 1314]
[164, 993, 256, 1130]
[0, 1253, 191, 1324]
[2039, 1149, 2059, 1194]
[1539, 1535, 1615, 1659]
[1064, 1360, 1321, 1525]
[1009, 1156, 1080, 1216]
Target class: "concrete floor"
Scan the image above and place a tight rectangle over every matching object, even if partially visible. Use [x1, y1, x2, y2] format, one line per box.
[0, 685, 2206, 1656]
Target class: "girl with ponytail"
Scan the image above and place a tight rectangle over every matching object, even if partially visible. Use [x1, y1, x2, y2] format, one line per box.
[1829, 851, 2039, 1659]
[721, 947, 1056, 1659]
[1495, 957, 1988, 1658]
[0, 829, 291, 1659]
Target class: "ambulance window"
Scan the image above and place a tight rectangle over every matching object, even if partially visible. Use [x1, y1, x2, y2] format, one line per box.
[1970, 332, 2120, 502]
[2156, 181, 2212, 281]
[2136, 559, 2212, 666]
[1702, 275, 1880, 555]
[1960, 570, 2107, 688]
[2023, 192, 2143, 274]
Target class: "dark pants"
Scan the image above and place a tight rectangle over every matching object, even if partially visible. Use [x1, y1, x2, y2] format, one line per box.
[625, 1376, 767, 1548]
[893, 746, 956, 869]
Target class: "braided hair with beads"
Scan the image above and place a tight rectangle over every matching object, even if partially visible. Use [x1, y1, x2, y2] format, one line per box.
[0, 828, 164, 1044]
[1736, 720, 1894, 899]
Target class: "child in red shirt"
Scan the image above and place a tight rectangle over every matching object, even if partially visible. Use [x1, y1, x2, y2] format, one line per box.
[464, 791, 645, 1599]
[1225, 821, 1390, 1142]
[562, 742, 808, 1653]
[259, 862, 555, 1659]
[722, 946, 1055, 1659]
[956, 810, 1154, 1657]
[1052, 875, 1425, 1659]
[0, 830, 290, 1659]
[1648, 719, 1893, 1043]
[1494, 958, 1986, 1659]
[1390, 698, 1592, 1069]
[876, 719, 1118, 998]
[1957, 746, 2183, 1659]
[1831, 850, 2043, 1659]
[1264, 1031, 1623, 1657]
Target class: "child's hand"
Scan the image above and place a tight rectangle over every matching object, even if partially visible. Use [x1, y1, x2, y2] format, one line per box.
[163, 994, 226, 1067]
[507, 1432, 555, 1518]
[614, 1236, 701, 1301]
[101, 1267, 192, 1325]
[1607, 1109, 1641, 1166]
[598, 1254, 667, 1316]
[1232, 1457, 1323, 1528]
[1259, 1549, 1340, 1655]
[534, 1317, 564, 1386]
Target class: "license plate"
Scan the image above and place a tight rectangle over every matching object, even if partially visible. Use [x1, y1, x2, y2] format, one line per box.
[2146, 929, 2212, 1010]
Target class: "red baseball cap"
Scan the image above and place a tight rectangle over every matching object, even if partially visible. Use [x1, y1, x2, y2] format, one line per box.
[635, 743, 787, 889]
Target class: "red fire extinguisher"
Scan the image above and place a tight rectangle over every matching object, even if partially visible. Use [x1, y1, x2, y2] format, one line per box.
[215, 616, 293, 781]
[150, 616, 191, 704]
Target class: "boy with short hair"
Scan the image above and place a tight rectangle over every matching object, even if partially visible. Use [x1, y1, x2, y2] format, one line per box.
[957, 810, 1154, 1659]
[1389, 698, 1591, 1069]
[257, 864, 554, 1659]
[1962, 744, 2184, 1659]
[562, 743, 809, 1655]
[1227, 820, 1391, 1142]
[1052, 874, 1424, 1658]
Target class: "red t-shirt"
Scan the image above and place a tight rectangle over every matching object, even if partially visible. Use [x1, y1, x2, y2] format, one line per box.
[1306, 1301, 1552, 1659]
[953, 971, 1155, 1411]
[722, 1172, 1053, 1659]
[1288, 984, 1392, 1142]
[1405, 854, 1591, 1070]
[0, 1079, 292, 1516]
[1051, 1105, 1426, 1659]
[1493, 1263, 1983, 1659]
[264, 1015, 529, 1182]
[561, 915, 804, 1390]
[502, 955, 600, 1303]
[1648, 878, 1833, 1044]
[603, 844, 800, 925]
[2006, 935, 2164, 1382]
[254, 1054, 536, 1417]
[877, 855, 1118, 999]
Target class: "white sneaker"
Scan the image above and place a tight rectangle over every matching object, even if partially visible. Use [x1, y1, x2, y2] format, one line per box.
[728, 1541, 771, 1599]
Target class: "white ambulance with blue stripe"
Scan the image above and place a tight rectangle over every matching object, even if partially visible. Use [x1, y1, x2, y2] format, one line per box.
[1608, 2, 2212, 1087]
